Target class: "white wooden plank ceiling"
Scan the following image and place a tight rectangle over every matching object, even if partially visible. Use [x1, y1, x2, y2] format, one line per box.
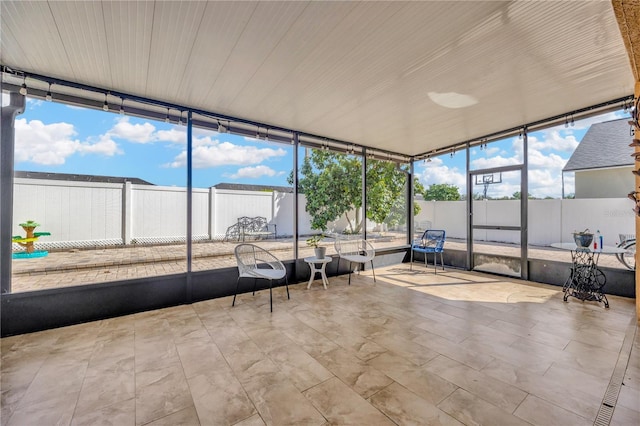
[1, 1, 634, 156]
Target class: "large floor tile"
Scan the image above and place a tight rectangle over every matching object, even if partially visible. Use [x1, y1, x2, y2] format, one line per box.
[367, 351, 458, 405]
[514, 394, 592, 426]
[424, 355, 527, 413]
[368, 382, 463, 425]
[437, 388, 531, 426]
[1, 266, 635, 426]
[313, 347, 394, 399]
[303, 377, 394, 425]
[480, 358, 601, 420]
[135, 360, 194, 425]
[188, 369, 256, 425]
[610, 403, 640, 426]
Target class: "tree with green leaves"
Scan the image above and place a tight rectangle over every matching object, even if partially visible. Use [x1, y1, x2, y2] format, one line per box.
[367, 160, 423, 228]
[290, 150, 420, 233]
[422, 183, 461, 201]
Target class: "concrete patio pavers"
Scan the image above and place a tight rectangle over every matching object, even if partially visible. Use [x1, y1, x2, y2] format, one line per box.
[9, 236, 630, 293]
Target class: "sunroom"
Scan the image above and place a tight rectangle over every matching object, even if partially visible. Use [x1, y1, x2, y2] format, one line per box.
[1, 1, 638, 424]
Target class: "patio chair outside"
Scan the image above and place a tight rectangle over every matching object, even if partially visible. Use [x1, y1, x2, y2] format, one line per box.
[233, 243, 289, 312]
[410, 229, 446, 273]
[334, 238, 376, 285]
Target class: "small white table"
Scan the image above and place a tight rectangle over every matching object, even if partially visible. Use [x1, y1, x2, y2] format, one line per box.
[304, 256, 332, 289]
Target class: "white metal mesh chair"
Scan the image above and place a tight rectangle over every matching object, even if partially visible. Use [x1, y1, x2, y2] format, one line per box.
[334, 238, 376, 285]
[233, 243, 289, 312]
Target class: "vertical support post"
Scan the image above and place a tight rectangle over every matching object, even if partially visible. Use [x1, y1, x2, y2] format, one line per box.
[408, 161, 415, 246]
[271, 191, 275, 226]
[1, 92, 26, 294]
[208, 186, 214, 240]
[466, 143, 472, 270]
[293, 132, 299, 260]
[635, 83, 640, 320]
[362, 148, 367, 240]
[611, 0, 640, 321]
[122, 181, 132, 245]
[186, 110, 193, 302]
[521, 127, 529, 280]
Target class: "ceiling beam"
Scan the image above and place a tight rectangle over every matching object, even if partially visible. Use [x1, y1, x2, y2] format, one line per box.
[612, 0, 640, 81]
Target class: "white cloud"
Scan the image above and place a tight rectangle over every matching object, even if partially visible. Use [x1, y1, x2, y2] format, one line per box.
[417, 157, 467, 194]
[419, 133, 576, 198]
[527, 131, 578, 153]
[484, 146, 500, 156]
[416, 108, 623, 198]
[14, 118, 122, 165]
[167, 143, 287, 169]
[27, 99, 43, 109]
[193, 127, 219, 138]
[528, 149, 567, 170]
[155, 127, 187, 144]
[80, 134, 122, 156]
[151, 127, 215, 146]
[100, 117, 222, 147]
[108, 117, 156, 143]
[192, 136, 221, 148]
[470, 154, 519, 170]
[228, 165, 279, 179]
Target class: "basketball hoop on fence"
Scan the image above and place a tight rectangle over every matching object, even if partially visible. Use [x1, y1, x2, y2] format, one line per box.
[474, 173, 502, 199]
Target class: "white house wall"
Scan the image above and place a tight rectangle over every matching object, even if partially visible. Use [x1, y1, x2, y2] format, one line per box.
[575, 167, 633, 199]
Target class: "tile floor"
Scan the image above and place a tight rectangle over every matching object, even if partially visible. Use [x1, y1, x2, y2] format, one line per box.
[1, 265, 638, 425]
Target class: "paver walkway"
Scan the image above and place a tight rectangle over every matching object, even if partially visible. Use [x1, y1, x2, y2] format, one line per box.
[9, 237, 630, 293]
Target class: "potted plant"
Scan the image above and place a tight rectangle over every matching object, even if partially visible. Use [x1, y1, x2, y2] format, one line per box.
[306, 234, 326, 259]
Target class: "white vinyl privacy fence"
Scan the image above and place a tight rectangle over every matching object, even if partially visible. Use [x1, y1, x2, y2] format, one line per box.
[12, 178, 634, 249]
[415, 198, 634, 246]
[12, 178, 344, 249]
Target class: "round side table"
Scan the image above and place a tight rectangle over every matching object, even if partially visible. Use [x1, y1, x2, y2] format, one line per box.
[304, 256, 332, 289]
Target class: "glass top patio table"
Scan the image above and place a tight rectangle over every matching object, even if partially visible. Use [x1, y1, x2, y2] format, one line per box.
[550, 243, 626, 308]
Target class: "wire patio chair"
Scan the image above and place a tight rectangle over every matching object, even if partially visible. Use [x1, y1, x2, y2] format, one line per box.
[233, 243, 289, 312]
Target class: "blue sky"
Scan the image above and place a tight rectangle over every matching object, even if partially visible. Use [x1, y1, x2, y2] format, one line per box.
[415, 110, 627, 198]
[9, 96, 628, 197]
[12, 98, 292, 188]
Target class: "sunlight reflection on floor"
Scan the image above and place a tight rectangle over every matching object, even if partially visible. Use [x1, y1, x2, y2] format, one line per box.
[374, 266, 560, 304]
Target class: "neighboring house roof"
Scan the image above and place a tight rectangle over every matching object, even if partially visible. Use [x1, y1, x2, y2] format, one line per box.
[213, 183, 293, 193]
[14, 171, 154, 185]
[563, 118, 634, 172]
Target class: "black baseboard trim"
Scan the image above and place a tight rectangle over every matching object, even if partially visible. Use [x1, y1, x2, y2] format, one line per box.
[1, 249, 407, 336]
[2, 247, 633, 337]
